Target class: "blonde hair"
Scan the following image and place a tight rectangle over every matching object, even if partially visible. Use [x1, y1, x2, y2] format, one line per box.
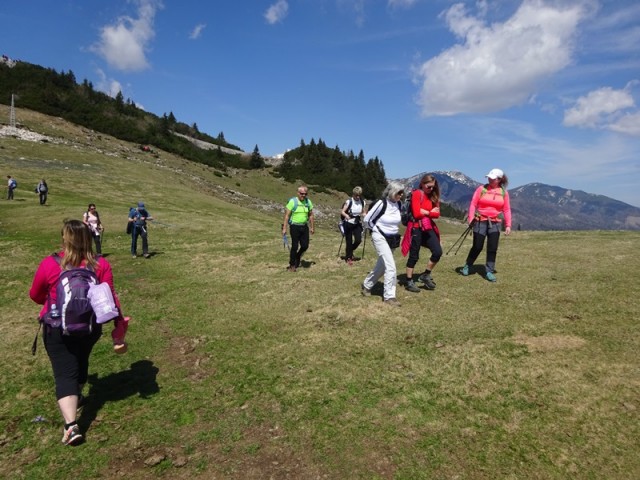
[60, 219, 97, 270]
[352, 186, 363, 196]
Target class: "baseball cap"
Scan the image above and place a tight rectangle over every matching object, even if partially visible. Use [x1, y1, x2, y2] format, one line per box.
[485, 168, 504, 180]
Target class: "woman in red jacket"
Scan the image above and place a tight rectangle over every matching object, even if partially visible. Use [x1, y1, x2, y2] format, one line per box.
[461, 168, 512, 282]
[403, 174, 442, 292]
[30, 220, 127, 446]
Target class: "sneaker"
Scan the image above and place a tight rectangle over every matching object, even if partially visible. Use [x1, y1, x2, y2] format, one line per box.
[143, 253, 151, 258]
[461, 264, 469, 276]
[132, 254, 137, 258]
[383, 298, 401, 307]
[61, 424, 83, 446]
[361, 284, 371, 297]
[405, 280, 421, 293]
[486, 271, 497, 282]
[346, 258, 353, 266]
[418, 273, 436, 289]
[287, 265, 297, 272]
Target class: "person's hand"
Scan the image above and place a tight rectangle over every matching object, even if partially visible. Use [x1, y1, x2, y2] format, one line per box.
[310, 226, 315, 235]
[505, 226, 511, 235]
[432, 207, 440, 214]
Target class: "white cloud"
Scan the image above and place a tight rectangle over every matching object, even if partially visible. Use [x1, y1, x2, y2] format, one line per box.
[95, 68, 123, 98]
[91, 0, 162, 72]
[609, 112, 640, 136]
[414, 0, 589, 116]
[189, 24, 206, 40]
[563, 86, 635, 127]
[265, 0, 289, 25]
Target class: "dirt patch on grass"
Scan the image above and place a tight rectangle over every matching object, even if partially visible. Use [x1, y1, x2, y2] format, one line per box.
[512, 333, 587, 352]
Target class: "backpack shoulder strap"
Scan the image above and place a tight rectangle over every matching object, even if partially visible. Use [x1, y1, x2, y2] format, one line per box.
[368, 198, 388, 228]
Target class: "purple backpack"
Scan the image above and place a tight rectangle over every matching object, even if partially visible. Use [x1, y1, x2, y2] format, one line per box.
[46, 254, 98, 336]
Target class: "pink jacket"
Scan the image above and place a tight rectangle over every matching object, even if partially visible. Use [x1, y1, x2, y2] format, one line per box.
[29, 252, 127, 341]
[467, 186, 512, 228]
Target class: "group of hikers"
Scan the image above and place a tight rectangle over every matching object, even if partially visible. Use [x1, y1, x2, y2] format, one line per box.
[23, 167, 509, 447]
[283, 169, 512, 307]
[5, 175, 48, 203]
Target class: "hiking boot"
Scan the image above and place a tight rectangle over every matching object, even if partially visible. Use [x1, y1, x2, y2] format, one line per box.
[361, 284, 371, 297]
[405, 280, 421, 293]
[461, 264, 470, 276]
[485, 271, 497, 282]
[418, 274, 436, 290]
[383, 298, 401, 307]
[62, 424, 83, 446]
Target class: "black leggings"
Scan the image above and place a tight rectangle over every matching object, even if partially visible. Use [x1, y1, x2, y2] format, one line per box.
[406, 227, 442, 269]
[44, 324, 102, 399]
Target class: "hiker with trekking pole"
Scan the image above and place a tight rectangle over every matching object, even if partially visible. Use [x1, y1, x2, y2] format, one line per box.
[339, 186, 367, 265]
[83, 203, 104, 254]
[460, 168, 512, 282]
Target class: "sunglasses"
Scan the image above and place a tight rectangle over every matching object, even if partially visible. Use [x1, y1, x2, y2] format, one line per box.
[424, 184, 435, 189]
[298, 192, 308, 196]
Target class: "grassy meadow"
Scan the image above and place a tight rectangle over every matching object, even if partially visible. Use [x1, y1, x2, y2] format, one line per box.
[1, 109, 639, 479]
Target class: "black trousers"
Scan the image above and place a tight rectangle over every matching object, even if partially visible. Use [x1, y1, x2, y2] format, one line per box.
[343, 222, 363, 260]
[92, 232, 102, 254]
[406, 227, 442, 269]
[44, 324, 102, 399]
[289, 224, 309, 267]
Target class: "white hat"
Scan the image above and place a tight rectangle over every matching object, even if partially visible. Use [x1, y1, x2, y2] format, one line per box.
[485, 168, 504, 180]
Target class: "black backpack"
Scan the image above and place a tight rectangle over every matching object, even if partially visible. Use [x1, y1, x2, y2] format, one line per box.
[340, 198, 366, 223]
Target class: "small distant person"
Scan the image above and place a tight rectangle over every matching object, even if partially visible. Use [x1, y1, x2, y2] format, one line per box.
[340, 186, 367, 265]
[461, 168, 512, 282]
[282, 186, 315, 272]
[7, 175, 17, 200]
[402, 174, 442, 292]
[29, 219, 127, 446]
[128, 201, 153, 258]
[35, 178, 48, 205]
[361, 182, 405, 307]
[82, 203, 104, 254]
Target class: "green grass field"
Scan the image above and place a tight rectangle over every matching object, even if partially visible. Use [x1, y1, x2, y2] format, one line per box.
[1, 109, 638, 479]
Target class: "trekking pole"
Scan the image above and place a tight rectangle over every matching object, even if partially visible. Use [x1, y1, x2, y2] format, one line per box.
[446, 223, 472, 255]
[453, 224, 473, 255]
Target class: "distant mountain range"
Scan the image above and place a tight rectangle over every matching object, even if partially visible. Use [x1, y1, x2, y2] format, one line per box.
[398, 171, 640, 231]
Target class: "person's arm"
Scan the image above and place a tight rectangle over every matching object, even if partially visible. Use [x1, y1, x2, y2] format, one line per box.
[309, 210, 315, 234]
[282, 209, 291, 235]
[503, 192, 512, 235]
[341, 201, 350, 220]
[429, 201, 441, 219]
[467, 188, 481, 224]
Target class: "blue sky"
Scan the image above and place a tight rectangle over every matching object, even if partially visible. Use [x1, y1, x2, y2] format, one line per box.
[2, 0, 640, 206]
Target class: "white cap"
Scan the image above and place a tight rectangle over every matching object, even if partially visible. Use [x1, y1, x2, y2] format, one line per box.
[485, 168, 504, 180]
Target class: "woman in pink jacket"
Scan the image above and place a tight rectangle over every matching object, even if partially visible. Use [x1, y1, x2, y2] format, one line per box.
[30, 219, 127, 445]
[461, 168, 512, 282]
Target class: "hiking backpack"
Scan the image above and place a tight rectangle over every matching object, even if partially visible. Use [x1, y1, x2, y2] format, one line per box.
[400, 190, 414, 226]
[480, 185, 505, 198]
[38, 183, 48, 193]
[46, 254, 99, 336]
[9, 179, 17, 189]
[126, 207, 136, 234]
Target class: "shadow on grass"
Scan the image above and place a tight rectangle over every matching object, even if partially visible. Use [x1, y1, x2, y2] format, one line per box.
[80, 360, 160, 432]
